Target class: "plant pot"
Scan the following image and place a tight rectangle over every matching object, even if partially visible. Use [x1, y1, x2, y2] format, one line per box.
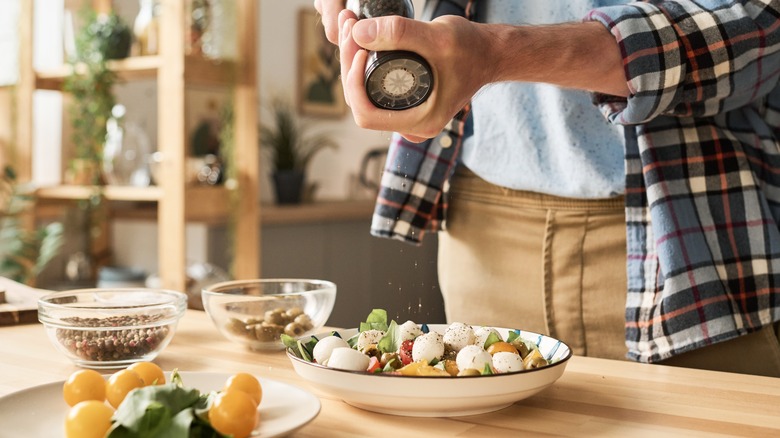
[272, 170, 305, 204]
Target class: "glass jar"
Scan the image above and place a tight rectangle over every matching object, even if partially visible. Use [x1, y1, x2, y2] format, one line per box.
[103, 105, 152, 186]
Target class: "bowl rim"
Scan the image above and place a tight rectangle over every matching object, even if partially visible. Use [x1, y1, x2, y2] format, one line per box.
[286, 325, 573, 380]
[202, 278, 337, 296]
[37, 288, 187, 326]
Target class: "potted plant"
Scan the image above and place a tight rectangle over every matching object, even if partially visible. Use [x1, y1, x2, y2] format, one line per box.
[63, 7, 131, 185]
[0, 166, 63, 284]
[259, 98, 337, 204]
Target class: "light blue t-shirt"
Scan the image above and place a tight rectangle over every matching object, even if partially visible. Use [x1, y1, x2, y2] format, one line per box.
[461, 0, 627, 198]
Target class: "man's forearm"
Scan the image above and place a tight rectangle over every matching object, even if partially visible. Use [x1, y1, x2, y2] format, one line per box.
[484, 21, 630, 97]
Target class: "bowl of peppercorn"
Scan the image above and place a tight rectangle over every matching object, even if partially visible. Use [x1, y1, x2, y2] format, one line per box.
[37, 288, 187, 369]
[202, 279, 337, 351]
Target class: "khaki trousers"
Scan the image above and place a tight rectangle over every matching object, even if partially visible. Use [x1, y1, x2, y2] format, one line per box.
[438, 168, 780, 376]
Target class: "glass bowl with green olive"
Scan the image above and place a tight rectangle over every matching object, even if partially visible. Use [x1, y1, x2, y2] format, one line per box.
[202, 279, 337, 351]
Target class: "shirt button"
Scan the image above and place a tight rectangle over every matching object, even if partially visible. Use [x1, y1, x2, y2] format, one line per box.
[439, 135, 453, 148]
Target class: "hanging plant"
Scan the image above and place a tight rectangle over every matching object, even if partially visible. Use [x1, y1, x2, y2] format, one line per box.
[63, 7, 131, 184]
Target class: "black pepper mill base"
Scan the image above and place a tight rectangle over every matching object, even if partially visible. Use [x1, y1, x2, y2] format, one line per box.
[364, 50, 433, 110]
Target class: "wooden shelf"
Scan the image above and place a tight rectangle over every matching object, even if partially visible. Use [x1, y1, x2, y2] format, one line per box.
[35, 184, 163, 202]
[14, 1, 259, 291]
[35, 55, 236, 90]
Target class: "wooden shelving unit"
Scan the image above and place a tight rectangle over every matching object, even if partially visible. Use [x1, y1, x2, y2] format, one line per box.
[12, 0, 260, 291]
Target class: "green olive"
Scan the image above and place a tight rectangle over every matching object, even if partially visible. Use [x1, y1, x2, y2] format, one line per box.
[294, 314, 313, 330]
[285, 307, 304, 319]
[511, 339, 531, 358]
[380, 352, 402, 369]
[361, 344, 381, 358]
[284, 322, 306, 337]
[524, 355, 548, 369]
[264, 309, 288, 325]
[255, 322, 283, 342]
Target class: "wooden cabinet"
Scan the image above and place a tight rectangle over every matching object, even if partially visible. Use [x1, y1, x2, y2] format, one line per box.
[7, 0, 260, 290]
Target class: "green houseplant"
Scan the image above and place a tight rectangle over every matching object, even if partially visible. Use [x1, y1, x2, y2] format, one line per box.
[63, 7, 131, 184]
[259, 98, 337, 204]
[0, 166, 63, 284]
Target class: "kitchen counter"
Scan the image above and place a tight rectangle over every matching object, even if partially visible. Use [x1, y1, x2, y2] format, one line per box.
[1, 310, 778, 436]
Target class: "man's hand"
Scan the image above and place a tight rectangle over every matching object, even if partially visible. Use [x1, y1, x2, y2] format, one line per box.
[317, 1, 629, 142]
[314, 0, 347, 44]
[341, 15, 490, 142]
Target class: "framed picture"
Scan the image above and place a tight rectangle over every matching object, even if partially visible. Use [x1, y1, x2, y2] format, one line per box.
[297, 8, 347, 118]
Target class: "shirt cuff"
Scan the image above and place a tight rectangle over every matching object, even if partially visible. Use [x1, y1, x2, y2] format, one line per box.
[585, 3, 685, 125]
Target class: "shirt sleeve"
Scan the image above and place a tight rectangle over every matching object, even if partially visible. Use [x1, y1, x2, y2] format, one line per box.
[586, 0, 780, 124]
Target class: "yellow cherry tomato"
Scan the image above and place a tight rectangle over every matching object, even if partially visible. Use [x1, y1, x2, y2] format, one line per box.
[106, 369, 144, 409]
[127, 361, 166, 386]
[486, 341, 519, 356]
[64, 400, 114, 438]
[223, 372, 262, 407]
[62, 369, 106, 407]
[208, 390, 258, 438]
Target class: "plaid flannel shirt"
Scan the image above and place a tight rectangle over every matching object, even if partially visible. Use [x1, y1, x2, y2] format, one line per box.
[370, 0, 780, 363]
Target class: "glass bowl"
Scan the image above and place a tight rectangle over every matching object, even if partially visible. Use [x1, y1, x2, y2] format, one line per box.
[37, 288, 187, 369]
[202, 279, 337, 351]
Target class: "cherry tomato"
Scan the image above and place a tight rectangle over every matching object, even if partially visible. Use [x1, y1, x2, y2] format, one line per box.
[487, 341, 519, 356]
[223, 372, 262, 407]
[63, 369, 106, 407]
[128, 361, 166, 386]
[209, 390, 258, 438]
[399, 339, 414, 365]
[106, 369, 144, 408]
[64, 400, 114, 438]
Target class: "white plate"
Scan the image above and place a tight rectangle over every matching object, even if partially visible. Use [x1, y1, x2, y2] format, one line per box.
[0, 372, 320, 437]
[287, 325, 571, 417]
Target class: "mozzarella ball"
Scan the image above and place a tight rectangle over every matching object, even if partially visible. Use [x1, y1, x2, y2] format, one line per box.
[312, 335, 350, 366]
[411, 332, 444, 364]
[398, 320, 423, 341]
[473, 326, 501, 349]
[492, 351, 524, 373]
[327, 347, 371, 372]
[356, 329, 385, 350]
[456, 344, 493, 373]
[443, 322, 475, 353]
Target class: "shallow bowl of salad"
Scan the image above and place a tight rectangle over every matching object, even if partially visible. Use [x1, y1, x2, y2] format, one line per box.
[203, 279, 337, 351]
[284, 309, 572, 417]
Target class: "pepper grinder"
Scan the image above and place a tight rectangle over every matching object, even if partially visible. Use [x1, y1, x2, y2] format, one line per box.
[347, 0, 433, 110]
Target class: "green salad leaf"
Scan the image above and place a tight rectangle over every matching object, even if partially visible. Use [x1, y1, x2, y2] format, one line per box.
[377, 320, 400, 354]
[107, 383, 216, 438]
[483, 331, 503, 349]
[359, 308, 388, 332]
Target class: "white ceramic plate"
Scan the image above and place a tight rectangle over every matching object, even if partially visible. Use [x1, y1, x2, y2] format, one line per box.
[287, 325, 572, 417]
[0, 372, 320, 437]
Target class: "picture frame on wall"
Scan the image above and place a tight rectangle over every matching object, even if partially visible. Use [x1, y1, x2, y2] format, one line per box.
[297, 8, 347, 118]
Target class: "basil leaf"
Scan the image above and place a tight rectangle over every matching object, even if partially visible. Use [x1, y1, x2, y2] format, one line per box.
[483, 332, 503, 349]
[377, 320, 399, 354]
[109, 383, 201, 436]
[360, 308, 388, 332]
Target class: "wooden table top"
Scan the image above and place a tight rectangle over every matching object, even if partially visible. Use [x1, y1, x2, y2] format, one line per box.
[2, 309, 779, 437]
